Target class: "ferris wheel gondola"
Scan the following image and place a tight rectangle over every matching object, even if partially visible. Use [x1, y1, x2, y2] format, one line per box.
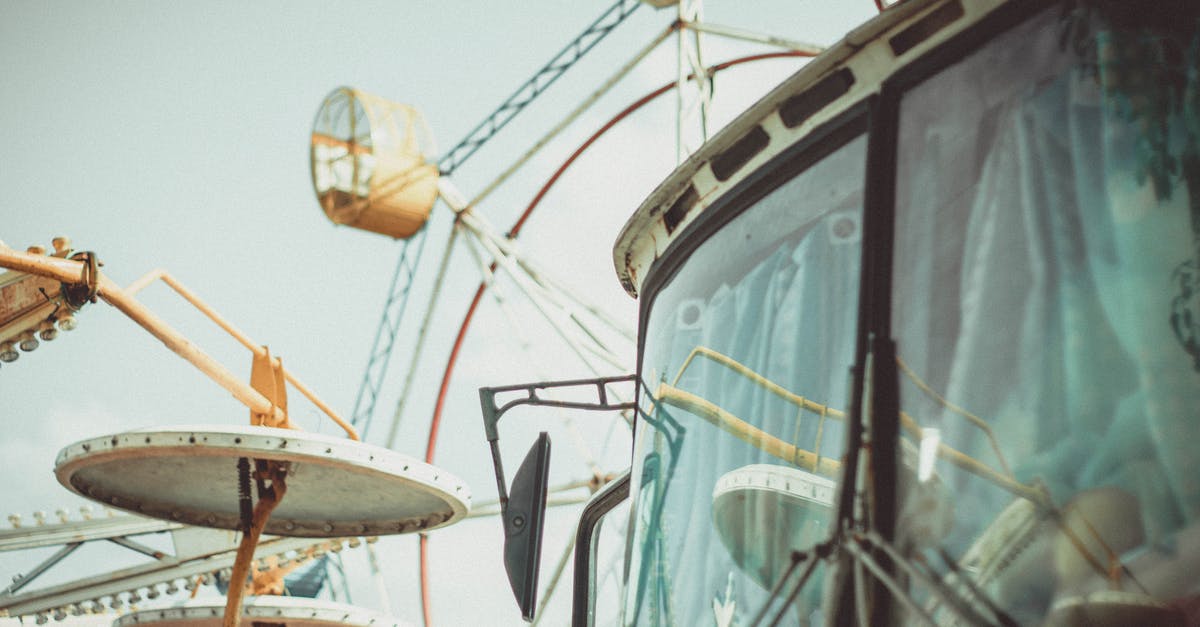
[310, 88, 439, 241]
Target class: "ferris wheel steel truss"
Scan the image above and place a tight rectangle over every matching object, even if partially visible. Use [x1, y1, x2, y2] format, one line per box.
[348, 226, 428, 438]
[350, 7, 826, 623]
[435, 0, 643, 177]
[348, 0, 645, 442]
[347, 0, 826, 446]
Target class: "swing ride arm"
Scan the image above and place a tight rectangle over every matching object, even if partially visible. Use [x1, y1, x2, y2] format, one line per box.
[0, 244, 356, 440]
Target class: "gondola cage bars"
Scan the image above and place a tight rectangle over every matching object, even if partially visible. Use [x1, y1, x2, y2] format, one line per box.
[310, 87, 439, 239]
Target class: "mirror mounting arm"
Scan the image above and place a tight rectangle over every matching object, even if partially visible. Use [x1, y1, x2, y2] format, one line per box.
[479, 373, 637, 513]
[478, 373, 637, 622]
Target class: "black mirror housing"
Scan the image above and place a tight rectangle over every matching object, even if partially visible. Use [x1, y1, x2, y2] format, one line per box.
[504, 432, 551, 622]
[478, 376, 635, 622]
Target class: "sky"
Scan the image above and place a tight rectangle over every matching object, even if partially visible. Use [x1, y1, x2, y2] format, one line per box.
[0, 2, 874, 625]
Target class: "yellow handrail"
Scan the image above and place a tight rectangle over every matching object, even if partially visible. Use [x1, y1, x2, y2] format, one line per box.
[663, 345, 1042, 504]
[655, 383, 842, 476]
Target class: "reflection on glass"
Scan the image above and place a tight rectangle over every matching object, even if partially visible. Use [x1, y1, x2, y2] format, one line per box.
[593, 498, 631, 627]
[625, 133, 866, 626]
[893, 5, 1200, 625]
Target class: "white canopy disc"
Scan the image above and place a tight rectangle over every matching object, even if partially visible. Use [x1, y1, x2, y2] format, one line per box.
[1045, 591, 1187, 627]
[711, 464, 836, 591]
[111, 596, 413, 626]
[55, 425, 470, 537]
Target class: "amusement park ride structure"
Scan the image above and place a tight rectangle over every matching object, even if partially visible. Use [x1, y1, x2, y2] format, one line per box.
[9, 0, 1197, 625]
[0, 0, 836, 624]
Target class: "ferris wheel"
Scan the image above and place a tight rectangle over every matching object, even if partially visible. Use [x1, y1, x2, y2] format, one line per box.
[300, 1, 828, 622]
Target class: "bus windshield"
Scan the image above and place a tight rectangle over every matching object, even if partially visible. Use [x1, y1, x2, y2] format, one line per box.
[626, 132, 865, 626]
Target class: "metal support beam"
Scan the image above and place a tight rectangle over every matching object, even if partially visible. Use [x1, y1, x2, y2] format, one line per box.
[674, 0, 711, 161]
[2, 543, 81, 596]
[0, 514, 180, 553]
[454, 207, 632, 373]
[383, 222, 458, 449]
[681, 20, 824, 54]
[466, 22, 676, 209]
[106, 537, 168, 561]
[348, 226, 429, 438]
[436, 0, 642, 175]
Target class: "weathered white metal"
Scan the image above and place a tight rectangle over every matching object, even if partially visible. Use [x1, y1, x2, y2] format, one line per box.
[612, 0, 973, 297]
[55, 425, 471, 538]
[1045, 591, 1185, 627]
[112, 596, 410, 626]
[0, 239, 79, 355]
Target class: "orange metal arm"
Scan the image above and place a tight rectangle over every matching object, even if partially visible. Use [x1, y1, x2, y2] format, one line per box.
[126, 269, 357, 439]
[0, 247, 357, 440]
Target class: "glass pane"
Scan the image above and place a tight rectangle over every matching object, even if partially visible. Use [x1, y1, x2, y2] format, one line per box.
[892, 6, 1200, 625]
[593, 497, 631, 626]
[625, 133, 866, 626]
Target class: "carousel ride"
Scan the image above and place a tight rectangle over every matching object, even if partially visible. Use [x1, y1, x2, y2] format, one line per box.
[0, 222, 471, 627]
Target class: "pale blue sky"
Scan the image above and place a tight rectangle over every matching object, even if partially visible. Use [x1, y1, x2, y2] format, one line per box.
[0, 2, 873, 624]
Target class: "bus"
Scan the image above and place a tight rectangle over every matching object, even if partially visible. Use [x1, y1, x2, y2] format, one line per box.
[491, 0, 1200, 624]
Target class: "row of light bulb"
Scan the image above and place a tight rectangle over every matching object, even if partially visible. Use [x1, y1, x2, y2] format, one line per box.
[25, 545, 342, 623]
[0, 313, 78, 365]
[6, 505, 112, 528]
[30, 573, 221, 623]
[21, 536, 373, 623]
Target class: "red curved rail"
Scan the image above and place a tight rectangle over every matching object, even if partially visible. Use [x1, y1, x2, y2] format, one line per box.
[419, 50, 815, 626]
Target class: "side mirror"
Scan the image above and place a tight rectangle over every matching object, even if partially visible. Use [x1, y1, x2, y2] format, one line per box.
[479, 375, 636, 623]
[504, 432, 551, 622]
